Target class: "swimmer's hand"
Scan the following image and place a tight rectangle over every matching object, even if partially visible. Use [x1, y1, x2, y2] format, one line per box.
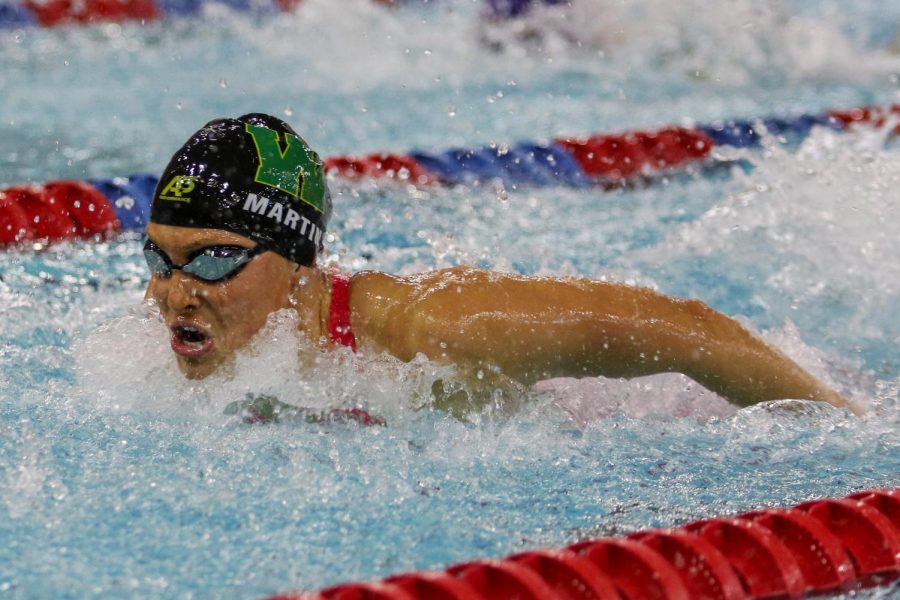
[224, 394, 386, 426]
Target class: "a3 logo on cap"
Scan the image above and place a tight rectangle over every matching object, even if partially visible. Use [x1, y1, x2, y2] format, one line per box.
[158, 175, 198, 203]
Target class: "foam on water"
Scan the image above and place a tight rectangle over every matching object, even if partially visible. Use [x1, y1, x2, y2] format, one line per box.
[1, 295, 897, 596]
[1, 1, 900, 597]
[494, 0, 900, 85]
[633, 122, 900, 378]
[2, 0, 898, 184]
[71, 305, 456, 421]
[2, 153, 898, 599]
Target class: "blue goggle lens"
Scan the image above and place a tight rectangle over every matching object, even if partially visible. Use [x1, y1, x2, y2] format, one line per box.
[143, 241, 266, 283]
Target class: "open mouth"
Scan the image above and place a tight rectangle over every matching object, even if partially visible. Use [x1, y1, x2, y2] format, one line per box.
[170, 324, 214, 358]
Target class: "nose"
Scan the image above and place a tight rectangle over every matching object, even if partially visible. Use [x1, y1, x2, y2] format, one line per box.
[160, 273, 202, 313]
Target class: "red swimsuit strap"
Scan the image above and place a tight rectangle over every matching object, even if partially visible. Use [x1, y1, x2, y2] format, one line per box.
[327, 272, 357, 352]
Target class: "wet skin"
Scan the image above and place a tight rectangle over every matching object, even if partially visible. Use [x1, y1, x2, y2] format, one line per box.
[144, 224, 858, 413]
[144, 223, 326, 379]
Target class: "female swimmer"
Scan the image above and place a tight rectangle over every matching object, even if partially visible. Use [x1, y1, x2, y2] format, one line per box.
[144, 113, 857, 414]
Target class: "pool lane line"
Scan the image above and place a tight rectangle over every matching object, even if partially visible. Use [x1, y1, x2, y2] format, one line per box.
[266, 487, 900, 600]
[0, 0, 432, 28]
[0, 0, 537, 29]
[0, 103, 897, 248]
[0, 0, 299, 29]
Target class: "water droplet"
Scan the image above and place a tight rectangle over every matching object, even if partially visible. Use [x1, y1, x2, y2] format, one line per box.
[283, 107, 294, 117]
[219, 78, 228, 88]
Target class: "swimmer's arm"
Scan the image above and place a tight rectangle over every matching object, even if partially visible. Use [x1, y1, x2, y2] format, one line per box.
[351, 268, 857, 412]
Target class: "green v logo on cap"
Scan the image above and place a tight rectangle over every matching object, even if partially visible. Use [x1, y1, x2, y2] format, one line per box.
[244, 123, 327, 213]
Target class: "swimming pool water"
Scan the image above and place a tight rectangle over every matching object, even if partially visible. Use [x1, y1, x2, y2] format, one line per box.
[1, 0, 899, 597]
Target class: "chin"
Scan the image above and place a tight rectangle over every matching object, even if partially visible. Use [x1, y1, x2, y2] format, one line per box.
[176, 356, 221, 380]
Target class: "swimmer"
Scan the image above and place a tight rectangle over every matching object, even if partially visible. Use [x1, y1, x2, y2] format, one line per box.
[144, 113, 859, 416]
[484, 0, 570, 21]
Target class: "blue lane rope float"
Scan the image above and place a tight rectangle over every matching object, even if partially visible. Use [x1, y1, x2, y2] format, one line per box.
[0, 1, 36, 26]
[1, 104, 897, 246]
[485, 0, 571, 20]
[86, 174, 158, 231]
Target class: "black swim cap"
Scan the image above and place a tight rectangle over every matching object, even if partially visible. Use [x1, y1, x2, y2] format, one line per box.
[150, 113, 331, 266]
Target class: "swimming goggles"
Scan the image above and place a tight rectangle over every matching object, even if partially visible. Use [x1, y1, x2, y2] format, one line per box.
[143, 240, 268, 283]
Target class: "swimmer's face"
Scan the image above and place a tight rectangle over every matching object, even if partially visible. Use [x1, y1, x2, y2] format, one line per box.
[144, 223, 300, 379]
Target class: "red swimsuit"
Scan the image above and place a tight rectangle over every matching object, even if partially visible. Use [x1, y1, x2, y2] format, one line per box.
[325, 273, 386, 425]
[327, 272, 357, 351]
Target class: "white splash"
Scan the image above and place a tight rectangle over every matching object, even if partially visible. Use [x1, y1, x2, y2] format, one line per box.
[72, 304, 450, 421]
[631, 121, 899, 409]
[665, 122, 899, 317]
[537, 373, 736, 426]
[72, 303, 182, 413]
[0, 274, 30, 315]
[481, 0, 900, 85]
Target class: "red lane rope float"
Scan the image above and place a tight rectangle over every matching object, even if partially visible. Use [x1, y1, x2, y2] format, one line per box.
[446, 560, 558, 599]
[505, 549, 621, 599]
[740, 509, 857, 593]
[556, 127, 715, 182]
[3, 186, 78, 241]
[323, 153, 436, 186]
[627, 529, 746, 600]
[0, 189, 32, 246]
[384, 571, 483, 600]
[568, 538, 691, 599]
[0, 0, 384, 28]
[43, 181, 121, 236]
[0, 182, 120, 246]
[23, 0, 158, 27]
[828, 106, 900, 134]
[796, 497, 900, 583]
[272, 488, 900, 600]
[850, 489, 900, 531]
[683, 518, 807, 598]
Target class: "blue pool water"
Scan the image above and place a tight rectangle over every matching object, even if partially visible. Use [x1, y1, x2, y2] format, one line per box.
[1, 1, 899, 597]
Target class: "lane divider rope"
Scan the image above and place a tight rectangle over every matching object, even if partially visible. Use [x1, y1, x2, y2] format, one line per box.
[0, 0, 301, 28]
[1, 103, 897, 248]
[0, 0, 540, 28]
[267, 488, 900, 600]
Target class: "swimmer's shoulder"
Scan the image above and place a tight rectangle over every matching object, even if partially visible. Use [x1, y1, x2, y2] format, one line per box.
[349, 266, 536, 311]
[347, 266, 498, 357]
[348, 266, 626, 313]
